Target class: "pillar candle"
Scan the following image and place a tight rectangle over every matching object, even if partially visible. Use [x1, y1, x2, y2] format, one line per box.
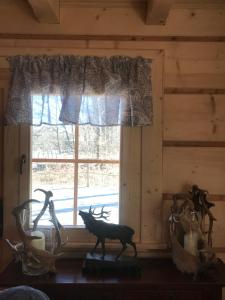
[184, 231, 198, 256]
[30, 230, 45, 250]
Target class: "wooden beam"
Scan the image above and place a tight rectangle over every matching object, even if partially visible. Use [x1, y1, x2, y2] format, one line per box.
[1, 33, 225, 43]
[163, 141, 225, 148]
[26, 0, 60, 24]
[165, 88, 225, 95]
[163, 193, 225, 202]
[146, 0, 174, 25]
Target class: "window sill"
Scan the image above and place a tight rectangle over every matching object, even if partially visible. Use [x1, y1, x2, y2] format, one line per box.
[61, 241, 168, 259]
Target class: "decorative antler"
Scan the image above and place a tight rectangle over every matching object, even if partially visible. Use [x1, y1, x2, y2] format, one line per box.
[33, 189, 53, 231]
[12, 199, 42, 244]
[49, 200, 64, 253]
[6, 190, 66, 275]
[89, 206, 110, 220]
[189, 185, 216, 247]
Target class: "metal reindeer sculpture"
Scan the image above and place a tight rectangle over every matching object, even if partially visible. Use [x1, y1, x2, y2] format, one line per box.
[79, 206, 137, 260]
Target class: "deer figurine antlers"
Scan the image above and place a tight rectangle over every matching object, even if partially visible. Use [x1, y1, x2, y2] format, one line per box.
[89, 206, 110, 220]
[6, 189, 65, 275]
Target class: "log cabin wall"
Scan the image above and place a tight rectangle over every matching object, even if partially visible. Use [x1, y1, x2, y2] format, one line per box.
[0, 0, 225, 254]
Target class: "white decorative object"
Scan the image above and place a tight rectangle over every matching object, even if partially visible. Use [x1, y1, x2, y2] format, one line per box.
[169, 185, 217, 278]
[31, 231, 45, 250]
[6, 189, 66, 276]
[184, 231, 198, 256]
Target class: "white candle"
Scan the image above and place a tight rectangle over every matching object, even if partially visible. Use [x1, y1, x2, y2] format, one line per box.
[184, 231, 198, 256]
[30, 230, 45, 250]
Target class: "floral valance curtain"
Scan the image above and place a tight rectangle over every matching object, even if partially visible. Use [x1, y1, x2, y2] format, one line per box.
[5, 55, 153, 126]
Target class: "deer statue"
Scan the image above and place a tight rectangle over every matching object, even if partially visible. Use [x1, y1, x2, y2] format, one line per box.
[79, 206, 137, 260]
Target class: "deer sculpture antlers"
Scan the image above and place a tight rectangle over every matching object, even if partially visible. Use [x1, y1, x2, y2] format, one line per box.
[6, 189, 65, 275]
[89, 206, 111, 220]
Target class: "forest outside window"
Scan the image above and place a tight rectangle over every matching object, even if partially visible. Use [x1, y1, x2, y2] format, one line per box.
[31, 93, 121, 227]
[32, 119, 120, 226]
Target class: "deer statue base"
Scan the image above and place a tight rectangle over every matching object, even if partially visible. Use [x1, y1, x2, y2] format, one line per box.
[83, 253, 141, 276]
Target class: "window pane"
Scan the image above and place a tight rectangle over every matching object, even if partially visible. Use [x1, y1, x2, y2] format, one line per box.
[32, 125, 75, 159]
[31, 163, 74, 226]
[79, 125, 120, 160]
[77, 163, 120, 225]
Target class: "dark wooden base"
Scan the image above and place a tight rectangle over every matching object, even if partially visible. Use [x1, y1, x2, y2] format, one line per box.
[82, 253, 141, 276]
[1, 258, 225, 300]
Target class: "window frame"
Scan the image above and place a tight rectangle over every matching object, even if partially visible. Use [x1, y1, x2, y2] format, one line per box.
[3, 48, 164, 255]
[31, 124, 121, 226]
[21, 125, 141, 246]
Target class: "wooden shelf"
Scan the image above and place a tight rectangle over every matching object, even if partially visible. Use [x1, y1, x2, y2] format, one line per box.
[0, 258, 225, 299]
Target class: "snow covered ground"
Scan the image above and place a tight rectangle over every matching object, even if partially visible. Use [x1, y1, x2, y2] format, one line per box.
[31, 186, 119, 226]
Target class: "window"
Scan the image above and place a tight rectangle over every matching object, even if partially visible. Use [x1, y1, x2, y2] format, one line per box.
[31, 122, 121, 226]
[30, 94, 120, 226]
[3, 49, 163, 253]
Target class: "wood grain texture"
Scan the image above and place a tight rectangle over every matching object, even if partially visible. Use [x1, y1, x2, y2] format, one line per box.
[3, 124, 20, 241]
[26, 0, 60, 24]
[0, 3, 225, 36]
[211, 202, 225, 248]
[166, 59, 225, 74]
[163, 147, 225, 194]
[0, 258, 223, 300]
[165, 88, 225, 94]
[120, 127, 141, 242]
[0, 89, 3, 200]
[141, 52, 163, 244]
[163, 193, 225, 201]
[146, 0, 174, 25]
[164, 94, 225, 142]
[165, 74, 225, 89]
[164, 142, 225, 147]
[1, 34, 225, 42]
[0, 35, 225, 252]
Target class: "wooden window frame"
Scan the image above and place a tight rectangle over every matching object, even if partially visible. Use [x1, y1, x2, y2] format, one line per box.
[31, 124, 120, 226]
[3, 48, 164, 255]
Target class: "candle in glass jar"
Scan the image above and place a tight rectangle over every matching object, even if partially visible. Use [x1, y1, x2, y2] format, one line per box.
[184, 231, 198, 256]
[30, 231, 45, 250]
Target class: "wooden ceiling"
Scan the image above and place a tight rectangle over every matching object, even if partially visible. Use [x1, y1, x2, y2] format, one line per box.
[25, 0, 225, 25]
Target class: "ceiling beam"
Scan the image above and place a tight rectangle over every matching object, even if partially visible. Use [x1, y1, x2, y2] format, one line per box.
[26, 0, 60, 24]
[146, 0, 174, 25]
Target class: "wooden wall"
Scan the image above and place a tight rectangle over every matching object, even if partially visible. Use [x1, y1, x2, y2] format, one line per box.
[0, 0, 225, 253]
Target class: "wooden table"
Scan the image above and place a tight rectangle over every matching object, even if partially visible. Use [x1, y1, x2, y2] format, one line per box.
[0, 258, 225, 300]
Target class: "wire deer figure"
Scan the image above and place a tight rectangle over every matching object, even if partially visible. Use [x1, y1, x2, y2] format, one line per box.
[79, 206, 137, 260]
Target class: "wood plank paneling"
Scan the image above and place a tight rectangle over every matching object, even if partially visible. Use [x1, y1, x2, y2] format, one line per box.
[164, 94, 225, 141]
[0, 40, 225, 90]
[0, 32, 225, 252]
[164, 141, 225, 147]
[163, 193, 225, 202]
[117, 41, 225, 60]
[3, 125, 20, 240]
[0, 89, 3, 200]
[163, 147, 225, 194]
[166, 59, 225, 74]
[0, 88, 3, 239]
[141, 52, 163, 245]
[211, 202, 225, 247]
[165, 74, 225, 89]
[165, 88, 225, 94]
[0, 3, 225, 36]
[120, 127, 141, 243]
[0, 40, 224, 60]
